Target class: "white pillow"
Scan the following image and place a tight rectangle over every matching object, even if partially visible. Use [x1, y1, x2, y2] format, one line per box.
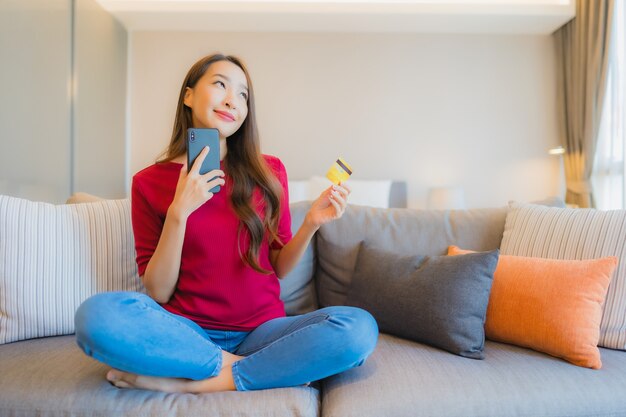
[501, 202, 626, 351]
[308, 176, 392, 209]
[0, 195, 144, 344]
[287, 180, 309, 204]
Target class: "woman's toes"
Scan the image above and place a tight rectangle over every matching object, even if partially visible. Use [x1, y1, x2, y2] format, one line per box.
[113, 380, 132, 389]
[106, 369, 137, 389]
[106, 369, 122, 383]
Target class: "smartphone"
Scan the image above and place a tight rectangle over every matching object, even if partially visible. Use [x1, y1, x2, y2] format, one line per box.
[187, 128, 221, 193]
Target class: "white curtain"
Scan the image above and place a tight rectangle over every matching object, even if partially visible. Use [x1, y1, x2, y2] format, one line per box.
[593, 0, 625, 210]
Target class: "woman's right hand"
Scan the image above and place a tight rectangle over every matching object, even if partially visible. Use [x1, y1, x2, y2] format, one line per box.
[168, 146, 225, 220]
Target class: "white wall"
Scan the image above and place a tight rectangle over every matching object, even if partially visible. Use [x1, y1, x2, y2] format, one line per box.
[130, 31, 561, 209]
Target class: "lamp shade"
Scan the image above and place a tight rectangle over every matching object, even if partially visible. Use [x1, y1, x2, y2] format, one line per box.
[548, 146, 566, 155]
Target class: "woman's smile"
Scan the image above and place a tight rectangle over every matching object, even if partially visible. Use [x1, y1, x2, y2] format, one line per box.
[214, 109, 235, 122]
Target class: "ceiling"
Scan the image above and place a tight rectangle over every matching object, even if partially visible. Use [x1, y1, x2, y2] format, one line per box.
[96, 0, 576, 34]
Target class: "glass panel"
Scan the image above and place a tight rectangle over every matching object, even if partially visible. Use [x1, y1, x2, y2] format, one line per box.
[593, 1, 625, 210]
[0, 0, 72, 203]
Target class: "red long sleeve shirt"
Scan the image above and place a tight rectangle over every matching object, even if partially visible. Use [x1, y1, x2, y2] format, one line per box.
[131, 155, 292, 331]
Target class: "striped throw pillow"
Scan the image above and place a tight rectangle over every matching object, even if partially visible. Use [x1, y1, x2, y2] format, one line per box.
[0, 195, 144, 344]
[501, 202, 626, 351]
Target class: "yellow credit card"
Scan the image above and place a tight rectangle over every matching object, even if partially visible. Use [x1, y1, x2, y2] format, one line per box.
[326, 157, 353, 185]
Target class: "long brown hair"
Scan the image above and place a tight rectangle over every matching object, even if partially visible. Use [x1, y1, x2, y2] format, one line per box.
[157, 53, 283, 274]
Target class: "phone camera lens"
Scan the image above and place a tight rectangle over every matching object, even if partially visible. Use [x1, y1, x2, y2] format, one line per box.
[190, 132, 195, 142]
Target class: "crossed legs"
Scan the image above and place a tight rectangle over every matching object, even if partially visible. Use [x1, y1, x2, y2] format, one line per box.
[75, 291, 378, 392]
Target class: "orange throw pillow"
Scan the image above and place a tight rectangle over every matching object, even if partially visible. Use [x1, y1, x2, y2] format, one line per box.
[448, 245, 617, 369]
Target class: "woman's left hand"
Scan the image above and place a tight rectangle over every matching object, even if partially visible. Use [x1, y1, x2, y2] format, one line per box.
[306, 182, 351, 228]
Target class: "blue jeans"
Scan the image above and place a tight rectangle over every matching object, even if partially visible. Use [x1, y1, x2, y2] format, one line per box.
[74, 291, 378, 391]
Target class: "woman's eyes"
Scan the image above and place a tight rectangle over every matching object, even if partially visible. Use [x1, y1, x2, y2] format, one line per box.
[213, 80, 248, 101]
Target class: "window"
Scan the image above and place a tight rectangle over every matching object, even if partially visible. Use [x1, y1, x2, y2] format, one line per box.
[593, 1, 626, 210]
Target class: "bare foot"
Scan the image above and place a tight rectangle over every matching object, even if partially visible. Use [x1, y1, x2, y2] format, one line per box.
[106, 351, 245, 393]
[106, 369, 193, 393]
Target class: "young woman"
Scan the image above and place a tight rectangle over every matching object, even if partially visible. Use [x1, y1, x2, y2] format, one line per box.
[74, 53, 378, 393]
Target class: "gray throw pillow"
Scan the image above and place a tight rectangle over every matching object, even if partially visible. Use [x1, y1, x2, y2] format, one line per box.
[345, 244, 499, 359]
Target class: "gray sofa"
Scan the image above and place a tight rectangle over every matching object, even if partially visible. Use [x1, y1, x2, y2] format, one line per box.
[1, 199, 626, 417]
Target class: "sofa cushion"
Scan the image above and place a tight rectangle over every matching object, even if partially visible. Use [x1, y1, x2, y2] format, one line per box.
[315, 204, 508, 307]
[449, 246, 616, 369]
[321, 333, 626, 417]
[0, 335, 320, 417]
[346, 243, 498, 359]
[501, 203, 626, 351]
[0, 195, 144, 344]
[279, 201, 318, 315]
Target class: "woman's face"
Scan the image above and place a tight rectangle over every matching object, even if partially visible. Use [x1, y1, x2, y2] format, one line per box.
[184, 60, 249, 139]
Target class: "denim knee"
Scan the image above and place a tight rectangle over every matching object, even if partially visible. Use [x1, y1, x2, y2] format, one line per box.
[74, 291, 223, 380]
[75, 291, 147, 325]
[74, 291, 147, 352]
[324, 306, 379, 364]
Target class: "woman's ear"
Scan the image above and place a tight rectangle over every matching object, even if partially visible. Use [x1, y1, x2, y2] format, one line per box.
[183, 87, 193, 108]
